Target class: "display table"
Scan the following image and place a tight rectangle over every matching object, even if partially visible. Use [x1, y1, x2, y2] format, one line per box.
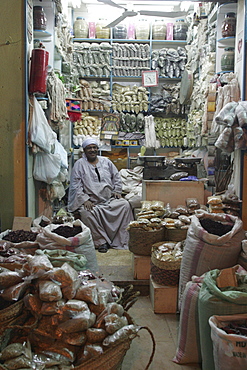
[142, 180, 205, 208]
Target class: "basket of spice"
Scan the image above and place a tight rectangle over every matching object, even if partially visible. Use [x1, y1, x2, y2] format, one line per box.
[127, 201, 166, 256]
[151, 241, 183, 286]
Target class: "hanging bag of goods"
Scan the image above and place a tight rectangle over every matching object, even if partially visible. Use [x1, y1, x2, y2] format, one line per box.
[178, 210, 245, 311]
[151, 241, 182, 286]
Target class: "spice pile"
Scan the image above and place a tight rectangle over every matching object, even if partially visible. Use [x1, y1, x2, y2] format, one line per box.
[2, 230, 38, 243]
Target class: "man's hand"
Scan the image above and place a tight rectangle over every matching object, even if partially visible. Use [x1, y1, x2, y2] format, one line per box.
[113, 192, 122, 199]
[84, 200, 94, 211]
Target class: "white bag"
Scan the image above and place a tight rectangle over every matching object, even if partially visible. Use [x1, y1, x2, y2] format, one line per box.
[33, 151, 61, 184]
[209, 314, 247, 370]
[30, 97, 57, 153]
[54, 140, 68, 169]
[36, 220, 99, 274]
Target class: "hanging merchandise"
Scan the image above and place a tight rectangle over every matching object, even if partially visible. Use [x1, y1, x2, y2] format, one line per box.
[135, 19, 150, 40]
[29, 46, 49, 94]
[33, 5, 47, 30]
[152, 20, 167, 40]
[173, 19, 188, 41]
[95, 19, 110, 39]
[221, 12, 236, 38]
[73, 16, 88, 38]
[221, 47, 235, 71]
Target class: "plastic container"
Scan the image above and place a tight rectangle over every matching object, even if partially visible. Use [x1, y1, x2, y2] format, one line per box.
[127, 23, 135, 39]
[113, 24, 127, 39]
[73, 17, 88, 38]
[173, 19, 188, 41]
[135, 19, 150, 40]
[221, 47, 235, 71]
[33, 6, 47, 31]
[95, 19, 110, 39]
[221, 12, 236, 38]
[152, 19, 166, 40]
[88, 22, 96, 39]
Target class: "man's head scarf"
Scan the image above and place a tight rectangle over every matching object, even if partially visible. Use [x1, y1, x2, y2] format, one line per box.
[82, 138, 99, 149]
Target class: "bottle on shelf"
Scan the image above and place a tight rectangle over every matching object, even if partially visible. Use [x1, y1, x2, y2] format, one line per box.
[33, 6, 47, 31]
[221, 12, 236, 38]
[113, 23, 127, 39]
[152, 19, 167, 40]
[221, 47, 235, 71]
[173, 19, 188, 41]
[135, 19, 150, 40]
[73, 17, 88, 38]
[95, 19, 110, 39]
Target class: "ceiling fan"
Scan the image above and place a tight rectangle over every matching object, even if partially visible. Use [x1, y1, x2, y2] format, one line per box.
[97, 0, 188, 28]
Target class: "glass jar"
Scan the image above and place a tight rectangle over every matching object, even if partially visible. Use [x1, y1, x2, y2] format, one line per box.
[173, 19, 188, 41]
[95, 19, 110, 39]
[33, 6, 47, 31]
[152, 19, 166, 40]
[221, 12, 236, 38]
[135, 19, 150, 40]
[221, 47, 235, 71]
[113, 24, 127, 39]
[73, 17, 88, 38]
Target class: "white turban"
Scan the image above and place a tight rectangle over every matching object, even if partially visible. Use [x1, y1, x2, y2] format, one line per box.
[82, 138, 99, 149]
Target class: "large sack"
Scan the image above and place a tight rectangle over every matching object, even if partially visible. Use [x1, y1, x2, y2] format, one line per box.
[209, 313, 247, 370]
[36, 220, 98, 274]
[173, 275, 203, 365]
[237, 239, 247, 270]
[198, 266, 247, 370]
[178, 211, 245, 310]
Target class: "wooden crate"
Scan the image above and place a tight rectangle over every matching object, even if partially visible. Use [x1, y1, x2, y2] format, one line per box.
[132, 254, 151, 280]
[142, 180, 205, 208]
[149, 276, 178, 314]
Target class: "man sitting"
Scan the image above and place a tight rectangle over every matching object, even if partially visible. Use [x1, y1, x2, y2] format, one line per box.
[68, 138, 133, 253]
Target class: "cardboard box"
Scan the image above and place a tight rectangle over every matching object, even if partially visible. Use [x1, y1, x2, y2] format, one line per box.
[149, 276, 178, 313]
[132, 254, 151, 280]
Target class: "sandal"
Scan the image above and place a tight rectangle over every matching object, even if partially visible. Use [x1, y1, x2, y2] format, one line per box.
[98, 243, 108, 253]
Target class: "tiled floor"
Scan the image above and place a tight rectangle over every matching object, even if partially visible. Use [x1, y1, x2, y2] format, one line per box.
[97, 249, 202, 370]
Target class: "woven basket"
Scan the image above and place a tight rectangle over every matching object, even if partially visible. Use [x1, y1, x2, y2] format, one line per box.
[0, 312, 155, 370]
[128, 227, 165, 256]
[0, 299, 24, 323]
[151, 252, 181, 286]
[164, 228, 187, 242]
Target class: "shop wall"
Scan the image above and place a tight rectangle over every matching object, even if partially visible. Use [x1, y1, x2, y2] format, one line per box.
[0, 0, 27, 231]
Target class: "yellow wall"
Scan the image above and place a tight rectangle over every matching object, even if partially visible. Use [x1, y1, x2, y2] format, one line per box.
[0, 0, 26, 231]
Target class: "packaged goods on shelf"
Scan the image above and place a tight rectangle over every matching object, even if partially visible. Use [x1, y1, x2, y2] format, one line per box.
[112, 43, 150, 77]
[77, 79, 111, 112]
[154, 116, 187, 148]
[150, 83, 184, 115]
[151, 47, 187, 78]
[111, 83, 149, 114]
[73, 42, 112, 78]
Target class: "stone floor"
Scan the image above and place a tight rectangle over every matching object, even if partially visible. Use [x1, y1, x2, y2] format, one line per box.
[96, 249, 202, 370]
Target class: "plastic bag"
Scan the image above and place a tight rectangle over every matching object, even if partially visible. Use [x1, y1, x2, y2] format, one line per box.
[33, 151, 61, 184]
[30, 97, 57, 153]
[54, 140, 68, 169]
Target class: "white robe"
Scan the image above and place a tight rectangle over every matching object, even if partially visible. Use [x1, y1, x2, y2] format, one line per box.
[68, 155, 133, 249]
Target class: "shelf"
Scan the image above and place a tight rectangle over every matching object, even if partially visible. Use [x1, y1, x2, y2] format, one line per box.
[73, 38, 111, 42]
[217, 36, 235, 48]
[34, 30, 52, 38]
[73, 38, 187, 47]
